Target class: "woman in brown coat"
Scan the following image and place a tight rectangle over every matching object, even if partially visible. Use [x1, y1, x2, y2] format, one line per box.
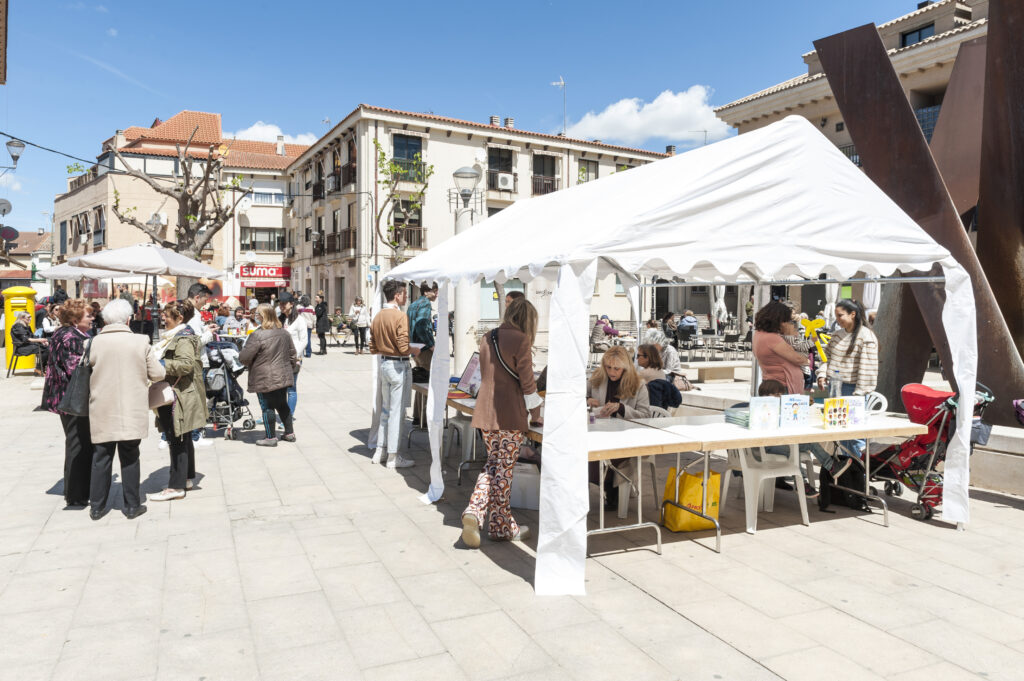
[461, 298, 542, 548]
[87, 299, 165, 520]
[239, 304, 299, 447]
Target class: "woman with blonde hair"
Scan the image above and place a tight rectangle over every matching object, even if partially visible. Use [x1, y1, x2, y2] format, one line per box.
[588, 345, 651, 419]
[239, 303, 299, 447]
[461, 298, 542, 548]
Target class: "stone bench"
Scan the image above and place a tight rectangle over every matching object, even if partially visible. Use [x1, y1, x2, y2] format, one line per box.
[678, 361, 749, 383]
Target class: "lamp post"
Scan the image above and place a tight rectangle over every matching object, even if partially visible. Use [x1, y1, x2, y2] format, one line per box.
[0, 139, 25, 178]
[452, 166, 481, 370]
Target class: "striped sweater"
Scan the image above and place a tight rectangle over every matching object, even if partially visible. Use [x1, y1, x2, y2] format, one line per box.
[815, 327, 879, 395]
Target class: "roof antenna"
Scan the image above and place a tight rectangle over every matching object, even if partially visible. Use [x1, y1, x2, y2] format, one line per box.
[550, 76, 567, 135]
[322, 117, 331, 127]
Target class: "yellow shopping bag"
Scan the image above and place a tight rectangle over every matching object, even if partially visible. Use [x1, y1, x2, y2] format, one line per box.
[662, 468, 720, 532]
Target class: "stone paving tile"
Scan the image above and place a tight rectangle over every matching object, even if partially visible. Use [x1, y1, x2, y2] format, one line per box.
[761, 646, 885, 681]
[338, 601, 446, 669]
[318, 561, 406, 611]
[52, 618, 160, 681]
[257, 640, 364, 681]
[156, 627, 258, 681]
[0, 606, 74, 669]
[676, 595, 817, 661]
[238, 551, 320, 602]
[362, 652, 468, 681]
[889, 618, 1024, 681]
[248, 590, 342, 654]
[535, 620, 672, 681]
[431, 611, 554, 680]
[0, 565, 89, 614]
[888, 662, 988, 681]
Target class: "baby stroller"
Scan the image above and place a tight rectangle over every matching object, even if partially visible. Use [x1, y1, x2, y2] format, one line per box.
[205, 341, 255, 440]
[869, 382, 994, 521]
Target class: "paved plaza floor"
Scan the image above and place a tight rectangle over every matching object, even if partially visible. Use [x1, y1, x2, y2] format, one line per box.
[2, 348, 1024, 681]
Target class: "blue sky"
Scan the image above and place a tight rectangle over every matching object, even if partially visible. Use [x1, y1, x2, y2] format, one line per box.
[1, 0, 905, 236]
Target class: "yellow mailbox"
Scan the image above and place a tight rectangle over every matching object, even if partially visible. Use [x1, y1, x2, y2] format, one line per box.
[4, 285, 38, 373]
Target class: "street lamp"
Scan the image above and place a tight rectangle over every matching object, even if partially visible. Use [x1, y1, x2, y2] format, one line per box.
[0, 139, 26, 178]
[451, 166, 482, 369]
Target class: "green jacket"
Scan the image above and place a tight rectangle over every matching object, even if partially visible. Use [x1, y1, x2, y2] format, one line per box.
[158, 333, 207, 437]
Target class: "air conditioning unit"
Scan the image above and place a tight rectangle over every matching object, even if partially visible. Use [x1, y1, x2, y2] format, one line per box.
[79, 233, 88, 245]
[283, 247, 295, 258]
[325, 176, 337, 193]
[497, 172, 515, 191]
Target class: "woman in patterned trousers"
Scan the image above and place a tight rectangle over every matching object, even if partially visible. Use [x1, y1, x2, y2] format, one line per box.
[462, 299, 543, 547]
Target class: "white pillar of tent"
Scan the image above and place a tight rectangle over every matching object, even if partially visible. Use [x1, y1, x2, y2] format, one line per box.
[421, 285, 450, 504]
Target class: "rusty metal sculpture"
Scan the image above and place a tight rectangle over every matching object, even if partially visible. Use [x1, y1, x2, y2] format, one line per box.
[815, 21, 1024, 427]
[978, 0, 1024, 351]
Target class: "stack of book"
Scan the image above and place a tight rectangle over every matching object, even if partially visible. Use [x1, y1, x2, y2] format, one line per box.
[724, 408, 750, 427]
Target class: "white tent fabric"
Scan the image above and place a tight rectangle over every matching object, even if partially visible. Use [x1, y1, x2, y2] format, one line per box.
[824, 283, 840, 327]
[862, 280, 881, 312]
[39, 264, 133, 281]
[69, 243, 221, 278]
[384, 115, 977, 595]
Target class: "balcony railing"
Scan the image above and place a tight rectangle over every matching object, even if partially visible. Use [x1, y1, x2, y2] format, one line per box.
[397, 226, 425, 250]
[532, 175, 559, 195]
[325, 230, 357, 254]
[393, 158, 425, 183]
[342, 162, 357, 186]
[838, 144, 861, 167]
[312, 181, 325, 201]
[312, 236, 325, 257]
[487, 169, 518, 192]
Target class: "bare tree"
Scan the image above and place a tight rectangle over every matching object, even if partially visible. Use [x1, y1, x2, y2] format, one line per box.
[108, 128, 248, 292]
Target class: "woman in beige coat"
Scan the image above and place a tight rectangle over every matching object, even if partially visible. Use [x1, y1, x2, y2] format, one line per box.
[150, 300, 208, 502]
[87, 299, 165, 521]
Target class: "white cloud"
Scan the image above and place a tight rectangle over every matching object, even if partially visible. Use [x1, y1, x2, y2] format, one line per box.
[227, 121, 317, 145]
[565, 86, 731, 147]
[106, 27, 117, 37]
[0, 175, 23, 192]
[96, 4, 109, 11]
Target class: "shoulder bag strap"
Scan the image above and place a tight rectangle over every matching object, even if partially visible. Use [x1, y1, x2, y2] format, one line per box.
[489, 328, 520, 382]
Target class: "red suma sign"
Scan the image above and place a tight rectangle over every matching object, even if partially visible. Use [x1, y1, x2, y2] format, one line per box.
[239, 265, 290, 279]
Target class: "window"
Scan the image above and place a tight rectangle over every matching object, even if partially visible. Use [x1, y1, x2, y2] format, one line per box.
[579, 159, 598, 183]
[332, 150, 341, 173]
[304, 168, 312, 189]
[304, 218, 311, 242]
[93, 207, 106, 246]
[240, 227, 285, 252]
[901, 23, 935, 47]
[392, 134, 422, 160]
[59, 221, 67, 255]
[487, 207, 504, 218]
[835, 122, 845, 132]
[347, 202, 357, 230]
[394, 198, 423, 248]
[533, 155, 555, 178]
[488, 148, 513, 172]
[332, 209, 341, 233]
[315, 216, 324, 238]
[614, 275, 625, 296]
[252, 192, 284, 206]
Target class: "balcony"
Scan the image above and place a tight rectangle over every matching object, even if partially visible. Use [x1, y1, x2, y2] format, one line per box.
[532, 175, 559, 195]
[398, 226, 426, 250]
[838, 144, 861, 167]
[312, 181, 325, 201]
[487, 169, 518, 192]
[393, 158, 425, 183]
[342, 162, 357, 187]
[312, 236, 325, 257]
[325, 230, 356, 254]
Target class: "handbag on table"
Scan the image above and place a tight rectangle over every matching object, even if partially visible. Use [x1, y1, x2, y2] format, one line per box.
[57, 340, 93, 417]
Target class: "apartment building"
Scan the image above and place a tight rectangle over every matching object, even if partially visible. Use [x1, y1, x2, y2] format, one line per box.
[0, 229, 52, 294]
[713, 0, 989, 313]
[285, 104, 668, 323]
[52, 111, 308, 300]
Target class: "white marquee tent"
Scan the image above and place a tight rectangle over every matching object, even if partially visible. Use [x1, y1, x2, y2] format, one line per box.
[383, 115, 978, 595]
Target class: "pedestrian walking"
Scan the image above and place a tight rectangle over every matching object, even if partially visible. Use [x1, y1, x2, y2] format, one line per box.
[41, 299, 95, 508]
[278, 291, 307, 417]
[86, 299, 165, 520]
[461, 298, 542, 548]
[299, 295, 315, 358]
[349, 296, 369, 354]
[408, 282, 437, 423]
[314, 294, 329, 355]
[369, 280, 420, 468]
[150, 301, 207, 502]
[239, 304, 299, 447]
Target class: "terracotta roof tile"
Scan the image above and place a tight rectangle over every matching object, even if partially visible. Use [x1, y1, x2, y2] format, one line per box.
[0, 270, 32, 279]
[117, 143, 307, 171]
[8, 231, 52, 254]
[139, 111, 222, 145]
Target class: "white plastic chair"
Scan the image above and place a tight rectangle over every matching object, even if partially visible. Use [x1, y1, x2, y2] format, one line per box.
[720, 445, 809, 534]
[444, 414, 478, 484]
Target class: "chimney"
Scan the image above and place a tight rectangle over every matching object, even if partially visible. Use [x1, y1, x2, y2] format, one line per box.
[665, 145, 676, 155]
[114, 129, 126, 148]
[504, 117, 515, 129]
[489, 115, 500, 126]
[276, 135, 285, 156]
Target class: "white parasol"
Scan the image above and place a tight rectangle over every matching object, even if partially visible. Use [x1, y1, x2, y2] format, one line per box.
[68, 243, 221, 278]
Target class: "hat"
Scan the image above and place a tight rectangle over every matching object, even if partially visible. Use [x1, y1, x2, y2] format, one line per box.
[600, 315, 610, 320]
[278, 291, 295, 303]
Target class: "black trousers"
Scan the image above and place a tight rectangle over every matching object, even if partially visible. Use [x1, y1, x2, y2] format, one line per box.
[317, 331, 327, 354]
[257, 387, 293, 437]
[90, 439, 142, 511]
[60, 414, 93, 505]
[157, 405, 195, 490]
[354, 327, 367, 351]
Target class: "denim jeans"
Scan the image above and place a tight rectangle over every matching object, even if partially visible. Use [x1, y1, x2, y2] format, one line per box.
[377, 358, 410, 455]
[839, 382, 865, 459]
[287, 370, 298, 415]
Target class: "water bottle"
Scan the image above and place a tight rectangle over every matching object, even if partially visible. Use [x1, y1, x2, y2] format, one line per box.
[829, 369, 842, 398]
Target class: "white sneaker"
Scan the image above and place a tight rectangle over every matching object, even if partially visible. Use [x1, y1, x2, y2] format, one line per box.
[386, 454, 415, 469]
[158, 440, 168, 450]
[194, 433, 213, 448]
[186, 479, 194, 490]
[150, 489, 185, 502]
[371, 448, 384, 464]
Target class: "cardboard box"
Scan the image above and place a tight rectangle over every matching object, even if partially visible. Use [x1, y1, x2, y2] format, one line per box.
[511, 462, 541, 510]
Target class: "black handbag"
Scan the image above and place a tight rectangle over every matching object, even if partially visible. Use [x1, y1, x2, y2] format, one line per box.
[57, 339, 93, 417]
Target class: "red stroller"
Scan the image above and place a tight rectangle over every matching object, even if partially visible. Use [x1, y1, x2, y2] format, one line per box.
[869, 382, 994, 521]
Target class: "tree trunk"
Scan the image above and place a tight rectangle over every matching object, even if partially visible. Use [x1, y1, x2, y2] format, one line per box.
[176, 275, 198, 300]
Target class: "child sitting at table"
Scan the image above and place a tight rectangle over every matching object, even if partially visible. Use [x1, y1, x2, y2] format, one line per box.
[757, 380, 850, 498]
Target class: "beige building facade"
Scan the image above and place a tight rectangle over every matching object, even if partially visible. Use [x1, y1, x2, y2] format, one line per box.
[286, 104, 668, 325]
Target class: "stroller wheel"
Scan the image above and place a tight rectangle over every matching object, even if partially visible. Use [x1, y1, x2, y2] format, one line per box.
[910, 503, 931, 521]
[893, 481, 904, 496]
[869, 486, 879, 498]
[242, 419, 256, 430]
[884, 481, 894, 497]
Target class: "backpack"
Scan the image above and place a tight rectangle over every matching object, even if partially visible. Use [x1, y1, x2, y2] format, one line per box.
[818, 459, 869, 512]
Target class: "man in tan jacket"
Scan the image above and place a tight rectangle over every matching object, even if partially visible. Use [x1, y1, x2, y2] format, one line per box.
[369, 280, 420, 468]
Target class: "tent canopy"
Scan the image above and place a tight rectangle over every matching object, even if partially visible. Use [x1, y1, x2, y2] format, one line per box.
[389, 116, 953, 287]
[383, 116, 977, 596]
[39, 263, 172, 286]
[68, 243, 221, 279]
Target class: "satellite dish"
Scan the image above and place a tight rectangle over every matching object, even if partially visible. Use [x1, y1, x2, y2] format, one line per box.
[473, 149, 488, 166]
[217, 144, 230, 157]
[238, 197, 252, 213]
[0, 199, 12, 216]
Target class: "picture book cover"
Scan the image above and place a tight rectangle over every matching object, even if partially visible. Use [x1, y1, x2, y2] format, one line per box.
[847, 395, 867, 427]
[779, 394, 810, 427]
[748, 396, 780, 430]
[824, 397, 851, 429]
